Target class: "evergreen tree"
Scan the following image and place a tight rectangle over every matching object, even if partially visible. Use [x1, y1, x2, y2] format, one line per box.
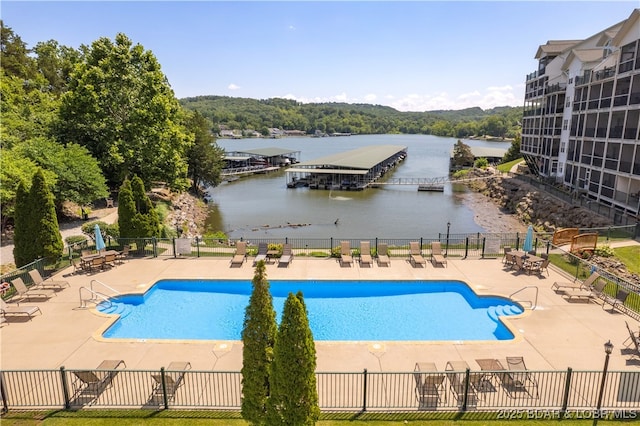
[451, 139, 475, 169]
[241, 260, 277, 425]
[130, 175, 160, 237]
[29, 169, 63, 264]
[12, 181, 32, 267]
[117, 178, 137, 238]
[267, 292, 319, 426]
[501, 133, 522, 164]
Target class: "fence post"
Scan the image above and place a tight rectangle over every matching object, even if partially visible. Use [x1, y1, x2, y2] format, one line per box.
[464, 237, 469, 259]
[159, 367, 169, 410]
[561, 367, 572, 415]
[0, 372, 9, 413]
[172, 238, 176, 258]
[196, 237, 200, 258]
[362, 368, 368, 412]
[481, 237, 486, 259]
[59, 366, 70, 410]
[516, 233, 520, 250]
[152, 237, 158, 257]
[462, 368, 471, 412]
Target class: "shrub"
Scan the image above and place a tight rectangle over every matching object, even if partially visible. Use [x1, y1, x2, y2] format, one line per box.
[594, 244, 615, 257]
[65, 235, 87, 245]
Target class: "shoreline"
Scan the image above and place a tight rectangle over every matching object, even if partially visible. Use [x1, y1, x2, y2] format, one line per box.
[458, 190, 527, 234]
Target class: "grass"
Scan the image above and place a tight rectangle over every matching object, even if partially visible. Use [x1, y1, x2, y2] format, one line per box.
[496, 158, 523, 173]
[613, 245, 640, 275]
[0, 410, 632, 425]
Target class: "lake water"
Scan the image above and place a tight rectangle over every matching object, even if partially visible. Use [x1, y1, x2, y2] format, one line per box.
[206, 134, 511, 239]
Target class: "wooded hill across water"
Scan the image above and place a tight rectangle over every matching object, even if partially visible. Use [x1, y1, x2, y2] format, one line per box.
[180, 96, 523, 139]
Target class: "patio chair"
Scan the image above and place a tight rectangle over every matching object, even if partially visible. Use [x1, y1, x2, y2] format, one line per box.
[150, 361, 191, 404]
[430, 242, 447, 268]
[414, 362, 446, 408]
[0, 299, 42, 320]
[70, 359, 126, 406]
[89, 256, 106, 272]
[117, 245, 130, 263]
[10, 277, 56, 303]
[230, 241, 247, 267]
[551, 272, 600, 293]
[340, 241, 353, 267]
[504, 356, 538, 398]
[376, 243, 390, 266]
[564, 279, 607, 303]
[359, 241, 373, 267]
[279, 244, 294, 267]
[28, 269, 70, 291]
[409, 242, 426, 267]
[445, 361, 478, 409]
[528, 258, 550, 277]
[253, 242, 268, 265]
[502, 247, 513, 264]
[104, 252, 118, 267]
[602, 288, 629, 314]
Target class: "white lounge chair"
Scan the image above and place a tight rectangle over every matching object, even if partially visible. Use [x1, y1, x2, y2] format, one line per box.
[376, 243, 390, 266]
[340, 241, 353, 267]
[431, 242, 447, 268]
[10, 277, 56, 303]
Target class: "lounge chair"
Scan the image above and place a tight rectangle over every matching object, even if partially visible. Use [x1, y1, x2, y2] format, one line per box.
[0, 299, 42, 320]
[150, 361, 191, 404]
[10, 277, 56, 303]
[340, 241, 353, 267]
[445, 361, 478, 409]
[624, 322, 640, 358]
[409, 242, 426, 267]
[504, 356, 539, 398]
[28, 269, 70, 290]
[279, 244, 293, 267]
[230, 241, 247, 267]
[564, 279, 607, 303]
[551, 272, 600, 293]
[376, 243, 390, 266]
[430, 242, 447, 268]
[359, 241, 373, 267]
[413, 362, 446, 408]
[253, 242, 268, 265]
[602, 288, 629, 314]
[70, 359, 126, 406]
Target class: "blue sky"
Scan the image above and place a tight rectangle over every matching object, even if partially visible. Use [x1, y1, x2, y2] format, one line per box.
[2, 1, 637, 111]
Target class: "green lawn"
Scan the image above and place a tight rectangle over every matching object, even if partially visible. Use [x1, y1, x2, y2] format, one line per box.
[613, 245, 640, 275]
[496, 158, 523, 173]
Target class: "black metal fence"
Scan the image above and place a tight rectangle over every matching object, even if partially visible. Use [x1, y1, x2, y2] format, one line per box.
[2, 367, 639, 413]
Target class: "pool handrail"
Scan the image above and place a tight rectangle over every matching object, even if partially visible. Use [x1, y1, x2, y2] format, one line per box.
[509, 286, 538, 310]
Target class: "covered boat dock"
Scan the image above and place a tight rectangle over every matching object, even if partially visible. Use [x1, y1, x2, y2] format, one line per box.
[285, 145, 407, 190]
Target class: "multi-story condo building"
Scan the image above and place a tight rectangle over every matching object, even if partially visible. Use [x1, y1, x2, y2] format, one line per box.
[521, 9, 640, 219]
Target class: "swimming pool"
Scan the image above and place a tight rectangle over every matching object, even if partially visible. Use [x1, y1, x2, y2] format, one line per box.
[98, 280, 524, 341]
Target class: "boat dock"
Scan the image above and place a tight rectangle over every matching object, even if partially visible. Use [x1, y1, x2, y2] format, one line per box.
[285, 145, 408, 190]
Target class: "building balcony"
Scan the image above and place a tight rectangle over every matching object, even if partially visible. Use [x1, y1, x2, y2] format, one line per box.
[593, 67, 616, 82]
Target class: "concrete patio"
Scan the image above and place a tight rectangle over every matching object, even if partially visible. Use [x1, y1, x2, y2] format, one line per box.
[2, 254, 639, 374]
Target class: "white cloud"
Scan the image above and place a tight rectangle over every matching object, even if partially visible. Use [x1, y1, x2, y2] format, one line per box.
[228, 83, 240, 90]
[288, 25, 296, 31]
[279, 85, 523, 111]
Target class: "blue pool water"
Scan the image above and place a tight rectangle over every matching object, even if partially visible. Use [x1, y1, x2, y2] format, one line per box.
[98, 280, 524, 341]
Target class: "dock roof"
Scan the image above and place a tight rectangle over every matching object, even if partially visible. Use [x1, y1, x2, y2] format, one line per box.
[294, 145, 407, 170]
[231, 147, 298, 157]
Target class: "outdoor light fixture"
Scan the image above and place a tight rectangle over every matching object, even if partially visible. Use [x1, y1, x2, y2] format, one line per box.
[593, 340, 613, 426]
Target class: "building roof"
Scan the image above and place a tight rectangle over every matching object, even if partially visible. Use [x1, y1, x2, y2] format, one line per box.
[612, 9, 639, 46]
[450, 146, 507, 159]
[535, 40, 581, 58]
[231, 147, 298, 157]
[294, 145, 407, 170]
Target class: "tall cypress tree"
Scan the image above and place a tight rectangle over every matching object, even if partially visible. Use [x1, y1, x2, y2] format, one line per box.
[12, 181, 32, 267]
[241, 260, 277, 426]
[267, 292, 319, 426]
[31, 169, 63, 262]
[131, 175, 160, 237]
[117, 178, 137, 238]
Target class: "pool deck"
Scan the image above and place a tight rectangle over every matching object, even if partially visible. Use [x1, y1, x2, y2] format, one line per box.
[2, 255, 639, 373]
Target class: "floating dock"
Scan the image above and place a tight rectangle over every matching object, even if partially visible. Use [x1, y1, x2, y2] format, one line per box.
[285, 145, 408, 190]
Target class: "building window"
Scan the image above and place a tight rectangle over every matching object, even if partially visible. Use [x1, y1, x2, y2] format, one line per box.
[563, 119, 568, 130]
[569, 77, 574, 84]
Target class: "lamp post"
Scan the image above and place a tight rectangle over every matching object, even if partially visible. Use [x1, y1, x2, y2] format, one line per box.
[445, 222, 451, 257]
[593, 340, 613, 426]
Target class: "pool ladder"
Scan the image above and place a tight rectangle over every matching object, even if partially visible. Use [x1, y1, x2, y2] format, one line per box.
[79, 279, 121, 309]
[510, 286, 538, 310]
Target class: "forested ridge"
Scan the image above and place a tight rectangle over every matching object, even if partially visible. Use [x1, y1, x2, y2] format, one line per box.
[180, 95, 523, 139]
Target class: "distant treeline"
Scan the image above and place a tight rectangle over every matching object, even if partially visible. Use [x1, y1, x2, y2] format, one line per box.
[180, 95, 523, 139]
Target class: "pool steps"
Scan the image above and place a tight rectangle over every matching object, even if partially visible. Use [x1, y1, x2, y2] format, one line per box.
[487, 304, 523, 322]
[99, 302, 132, 318]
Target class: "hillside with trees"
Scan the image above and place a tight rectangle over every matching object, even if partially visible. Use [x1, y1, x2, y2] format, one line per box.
[180, 95, 522, 139]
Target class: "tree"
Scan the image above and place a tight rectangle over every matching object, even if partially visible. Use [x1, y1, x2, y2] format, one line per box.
[56, 33, 192, 189]
[501, 133, 522, 164]
[185, 110, 225, 193]
[267, 292, 319, 426]
[451, 140, 475, 169]
[0, 149, 43, 229]
[12, 181, 32, 267]
[241, 260, 277, 425]
[117, 176, 160, 239]
[13, 169, 63, 266]
[14, 138, 109, 210]
[0, 21, 37, 80]
[32, 39, 82, 94]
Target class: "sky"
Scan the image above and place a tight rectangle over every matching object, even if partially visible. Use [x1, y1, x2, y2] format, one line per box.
[2, 1, 637, 112]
